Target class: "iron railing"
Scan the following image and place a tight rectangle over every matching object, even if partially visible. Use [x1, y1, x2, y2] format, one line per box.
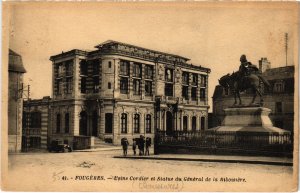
[155, 130, 293, 156]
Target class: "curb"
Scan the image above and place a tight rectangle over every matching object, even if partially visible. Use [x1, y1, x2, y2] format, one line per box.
[74, 147, 122, 152]
[113, 156, 293, 166]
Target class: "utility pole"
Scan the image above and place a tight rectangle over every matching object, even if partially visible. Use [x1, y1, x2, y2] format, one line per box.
[285, 33, 288, 66]
[21, 84, 30, 152]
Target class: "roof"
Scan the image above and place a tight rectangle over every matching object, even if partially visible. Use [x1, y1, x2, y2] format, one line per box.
[50, 49, 88, 61]
[9, 49, 26, 73]
[212, 85, 224, 99]
[263, 65, 294, 80]
[95, 40, 190, 61]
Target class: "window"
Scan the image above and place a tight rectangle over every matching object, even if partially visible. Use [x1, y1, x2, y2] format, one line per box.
[80, 60, 87, 76]
[65, 60, 73, 76]
[183, 116, 188, 131]
[93, 61, 99, 75]
[93, 76, 99, 93]
[182, 72, 189, 85]
[192, 116, 197, 132]
[108, 61, 112, 68]
[121, 113, 127, 133]
[165, 69, 173, 82]
[145, 65, 153, 79]
[146, 114, 151, 133]
[56, 114, 61, 133]
[200, 88, 206, 100]
[133, 79, 141, 95]
[165, 83, 173, 97]
[120, 60, 129, 76]
[191, 87, 197, 101]
[275, 102, 282, 113]
[81, 77, 86, 93]
[120, 77, 128, 94]
[58, 63, 64, 77]
[133, 63, 141, 78]
[200, 117, 205, 130]
[274, 82, 284, 93]
[133, 114, 140, 133]
[66, 77, 73, 94]
[192, 73, 198, 86]
[200, 75, 206, 87]
[56, 79, 61, 95]
[108, 82, 111, 89]
[182, 86, 188, 100]
[65, 113, 69, 133]
[30, 112, 41, 128]
[145, 81, 152, 96]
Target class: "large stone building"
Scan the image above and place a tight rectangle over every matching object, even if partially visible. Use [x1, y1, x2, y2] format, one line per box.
[211, 58, 294, 132]
[8, 49, 26, 152]
[46, 40, 210, 147]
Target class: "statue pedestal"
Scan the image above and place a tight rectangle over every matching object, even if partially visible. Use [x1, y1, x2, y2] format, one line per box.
[213, 107, 289, 134]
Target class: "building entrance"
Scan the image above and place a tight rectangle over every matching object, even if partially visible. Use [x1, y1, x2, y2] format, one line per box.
[79, 111, 88, 136]
[105, 113, 113, 133]
[92, 111, 98, 137]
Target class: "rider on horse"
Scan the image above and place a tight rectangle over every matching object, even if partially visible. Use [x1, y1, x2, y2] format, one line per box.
[218, 55, 269, 106]
[238, 54, 259, 79]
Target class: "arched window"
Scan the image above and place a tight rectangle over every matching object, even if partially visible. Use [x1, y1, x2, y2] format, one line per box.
[65, 113, 69, 133]
[56, 114, 61, 133]
[121, 113, 127, 133]
[79, 111, 87, 136]
[133, 114, 140, 133]
[192, 116, 197, 132]
[183, 116, 188, 132]
[201, 117, 205, 130]
[146, 114, 151, 133]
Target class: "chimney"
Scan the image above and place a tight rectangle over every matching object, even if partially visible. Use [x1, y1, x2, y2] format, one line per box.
[259, 57, 271, 73]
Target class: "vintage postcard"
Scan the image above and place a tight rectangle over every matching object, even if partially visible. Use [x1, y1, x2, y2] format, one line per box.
[1, 2, 299, 192]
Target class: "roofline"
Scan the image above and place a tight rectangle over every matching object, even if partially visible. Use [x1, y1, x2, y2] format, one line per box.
[95, 40, 190, 61]
[49, 49, 89, 61]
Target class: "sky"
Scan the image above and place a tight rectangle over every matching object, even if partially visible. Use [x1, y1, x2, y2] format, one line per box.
[7, 2, 298, 111]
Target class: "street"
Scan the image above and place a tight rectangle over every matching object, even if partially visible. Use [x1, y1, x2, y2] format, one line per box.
[5, 150, 295, 192]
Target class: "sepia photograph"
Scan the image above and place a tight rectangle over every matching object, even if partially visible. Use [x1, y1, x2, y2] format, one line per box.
[2, 2, 299, 192]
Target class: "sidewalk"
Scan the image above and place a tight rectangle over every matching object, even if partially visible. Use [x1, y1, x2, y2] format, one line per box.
[74, 146, 122, 152]
[114, 153, 293, 166]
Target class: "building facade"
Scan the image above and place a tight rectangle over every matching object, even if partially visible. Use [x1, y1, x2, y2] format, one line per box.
[41, 40, 210, 147]
[22, 96, 51, 150]
[8, 49, 26, 153]
[211, 58, 294, 132]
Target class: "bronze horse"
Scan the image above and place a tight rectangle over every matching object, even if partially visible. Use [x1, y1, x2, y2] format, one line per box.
[219, 72, 270, 106]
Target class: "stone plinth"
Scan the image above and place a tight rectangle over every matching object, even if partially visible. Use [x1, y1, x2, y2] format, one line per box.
[213, 107, 289, 134]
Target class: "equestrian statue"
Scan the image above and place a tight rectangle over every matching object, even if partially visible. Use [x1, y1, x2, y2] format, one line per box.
[218, 55, 270, 106]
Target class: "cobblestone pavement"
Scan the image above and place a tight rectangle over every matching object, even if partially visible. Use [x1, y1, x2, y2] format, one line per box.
[4, 150, 296, 192]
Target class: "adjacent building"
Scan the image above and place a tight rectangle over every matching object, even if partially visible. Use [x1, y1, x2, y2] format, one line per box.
[211, 58, 294, 132]
[46, 40, 210, 147]
[22, 96, 51, 150]
[8, 49, 26, 153]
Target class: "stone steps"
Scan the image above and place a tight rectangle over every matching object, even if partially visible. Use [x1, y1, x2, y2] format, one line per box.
[92, 137, 115, 148]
